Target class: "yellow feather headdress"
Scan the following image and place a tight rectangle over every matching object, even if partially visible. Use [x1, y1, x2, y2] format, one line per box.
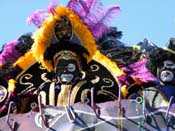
[31, 6, 97, 71]
[29, 0, 125, 83]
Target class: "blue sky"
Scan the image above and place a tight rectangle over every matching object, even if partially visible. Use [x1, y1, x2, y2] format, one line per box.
[0, 0, 175, 48]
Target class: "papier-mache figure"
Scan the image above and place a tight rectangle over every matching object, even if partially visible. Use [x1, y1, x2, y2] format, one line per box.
[145, 38, 175, 107]
[1, 1, 175, 131]
[0, 32, 57, 117]
[27, 0, 126, 107]
[127, 38, 175, 108]
[0, 33, 34, 116]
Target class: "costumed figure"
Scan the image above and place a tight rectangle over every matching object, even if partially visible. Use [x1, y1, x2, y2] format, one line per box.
[144, 38, 175, 107]
[127, 38, 175, 108]
[0, 33, 35, 116]
[1, 1, 175, 131]
[27, 0, 126, 107]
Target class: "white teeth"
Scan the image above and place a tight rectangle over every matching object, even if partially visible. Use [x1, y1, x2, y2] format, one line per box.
[60, 74, 74, 83]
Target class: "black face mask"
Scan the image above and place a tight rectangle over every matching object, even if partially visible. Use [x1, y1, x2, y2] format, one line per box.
[55, 59, 82, 84]
[157, 60, 175, 85]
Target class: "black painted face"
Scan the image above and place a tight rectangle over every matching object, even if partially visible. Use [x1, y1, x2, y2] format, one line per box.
[55, 59, 82, 84]
[157, 60, 175, 84]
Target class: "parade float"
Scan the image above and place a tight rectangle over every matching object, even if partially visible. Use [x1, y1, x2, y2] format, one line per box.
[0, 0, 175, 130]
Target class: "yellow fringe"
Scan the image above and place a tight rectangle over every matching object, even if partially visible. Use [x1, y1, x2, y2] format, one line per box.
[32, 6, 97, 71]
[13, 51, 36, 70]
[121, 85, 128, 97]
[8, 79, 16, 92]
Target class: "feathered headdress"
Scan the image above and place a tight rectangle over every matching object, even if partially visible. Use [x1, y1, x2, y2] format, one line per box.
[0, 33, 35, 82]
[27, 0, 121, 72]
[0, 33, 34, 66]
[67, 0, 120, 41]
[0, 40, 20, 66]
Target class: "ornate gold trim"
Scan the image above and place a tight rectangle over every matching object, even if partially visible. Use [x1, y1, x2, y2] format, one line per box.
[70, 80, 87, 104]
[53, 50, 82, 72]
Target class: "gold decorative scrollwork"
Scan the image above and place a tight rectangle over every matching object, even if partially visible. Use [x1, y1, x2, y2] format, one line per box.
[101, 78, 114, 89]
[41, 73, 51, 82]
[17, 73, 35, 95]
[90, 64, 100, 72]
[90, 76, 100, 84]
[39, 64, 47, 70]
[97, 78, 117, 100]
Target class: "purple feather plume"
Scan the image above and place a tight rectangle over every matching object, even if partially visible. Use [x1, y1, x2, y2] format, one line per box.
[27, 0, 58, 28]
[67, 0, 120, 40]
[47, 0, 58, 15]
[121, 60, 156, 83]
[85, 5, 120, 40]
[67, 0, 103, 18]
[26, 9, 48, 28]
[0, 40, 22, 65]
